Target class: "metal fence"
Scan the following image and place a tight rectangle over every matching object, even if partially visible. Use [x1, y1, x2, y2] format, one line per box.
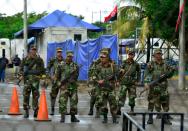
[122, 112, 184, 131]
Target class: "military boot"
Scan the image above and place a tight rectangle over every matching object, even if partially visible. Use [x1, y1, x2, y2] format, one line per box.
[88, 108, 93, 115]
[60, 114, 65, 123]
[102, 114, 108, 123]
[129, 107, 135, 116]
[163, 115, 172, 125]
[147, 114, 153, 124]
[71, 115, 80, 122]
[50, 107, 55, 115]
[95, 108, 100, 118]
[33, 109, 38, 118]
[112, 116, 119, 124]
[116, 107, 121, 116]
[24, 109, 29, 118]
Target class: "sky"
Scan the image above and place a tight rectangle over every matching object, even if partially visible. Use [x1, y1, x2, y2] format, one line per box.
[0, 0, 118, 23]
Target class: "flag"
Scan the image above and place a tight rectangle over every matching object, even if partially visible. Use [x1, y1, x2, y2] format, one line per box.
[175, 0, 186, 32]
[104, 5, 118, 22]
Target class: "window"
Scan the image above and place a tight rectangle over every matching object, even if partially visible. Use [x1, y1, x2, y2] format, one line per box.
[1, 41, 6, 45]
[74, 34, 82, 41]
[154, 42, 159, 46]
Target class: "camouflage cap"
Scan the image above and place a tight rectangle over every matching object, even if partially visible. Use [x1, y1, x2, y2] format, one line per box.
[66, 50, 74, 57]
[30, 45, 37, 50]
[128, 48, 135, 54]
[100, 48, 111, 54]
[154, 49, 162, 54]
[56, 47, 62, 52]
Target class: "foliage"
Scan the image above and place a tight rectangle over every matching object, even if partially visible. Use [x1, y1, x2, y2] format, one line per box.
[88, 21, 108, 39]
[0, 11, 47, 39]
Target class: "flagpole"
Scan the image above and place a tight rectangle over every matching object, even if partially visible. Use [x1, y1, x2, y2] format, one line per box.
[178, 0, 186, 90]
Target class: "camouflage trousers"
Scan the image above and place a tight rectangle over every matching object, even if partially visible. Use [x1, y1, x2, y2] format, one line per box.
[89, 87, 102, 108]
[50, 81, 60, 107]
[59, 85, 78, 115]
[100, 89, 117, 116]
[148, 86, 169, 112]
[118, 84, 136, 108]
[23, 79, 40, 111]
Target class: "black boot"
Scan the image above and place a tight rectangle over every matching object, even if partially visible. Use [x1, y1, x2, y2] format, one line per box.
[116, 107, 121, 116]
[163, 115, 172, 125]
[102, 114, 108, 123]
[71, 115, 80, 122]
[112, 116, 118, 124]
[60, 114, 65, 123]
[95, 108, 100, 118]
[129, 107, 135, 115]
[24, 110, 29, 118]
[50, 107, 55, 115]
[33, 109, 38, 118]
[88, 108, 93, 115]
[147, 114, 153, 124]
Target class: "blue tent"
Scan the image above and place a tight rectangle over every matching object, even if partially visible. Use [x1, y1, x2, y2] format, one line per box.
[15, 10, 103, 38]
[47, 35, 118, 80]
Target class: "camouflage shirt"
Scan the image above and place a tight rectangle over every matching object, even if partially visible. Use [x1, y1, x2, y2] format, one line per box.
[144, 59, 175, 84]
[120, 59, 140, 84]
[47, 57, 64, 75]
[20, 55, 45, 79]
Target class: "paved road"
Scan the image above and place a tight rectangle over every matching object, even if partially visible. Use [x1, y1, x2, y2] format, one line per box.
[0, 80, 187, 131]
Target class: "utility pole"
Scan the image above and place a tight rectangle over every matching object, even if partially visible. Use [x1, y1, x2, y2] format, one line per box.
[24, 0, 28, 55]
[92, 11, 93, 23]
[178, 0, 186, 90]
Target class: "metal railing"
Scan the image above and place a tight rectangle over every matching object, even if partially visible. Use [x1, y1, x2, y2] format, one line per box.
[122, 112, 184, 131]
[123, 112, 145, 131]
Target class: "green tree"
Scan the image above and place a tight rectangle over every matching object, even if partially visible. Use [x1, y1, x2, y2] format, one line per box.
[0, 11, 47, 39]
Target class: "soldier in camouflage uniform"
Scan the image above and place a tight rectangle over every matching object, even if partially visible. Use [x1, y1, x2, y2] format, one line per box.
[117, 48, 140, 115]
[88, 48, 110, 118]
[144, 49, 175, 125]
[56, 51, 80, 123]
[20, 46, 45, 118]
[47, 47, 64, 115]
[94, 50, 118, 124]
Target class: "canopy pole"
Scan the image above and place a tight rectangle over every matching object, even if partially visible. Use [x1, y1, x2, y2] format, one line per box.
[23, 0, 28, 56]
[178, 0, 186, 90]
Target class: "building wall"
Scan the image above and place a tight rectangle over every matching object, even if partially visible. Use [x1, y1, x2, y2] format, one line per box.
[0, 38, 10, 59]
[37, 27, 87, 66]
[11, 39, 24, 60]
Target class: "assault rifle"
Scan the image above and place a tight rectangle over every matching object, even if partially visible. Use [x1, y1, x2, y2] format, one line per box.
[98, 74, 115, 88]
[139, 71, 174, 96]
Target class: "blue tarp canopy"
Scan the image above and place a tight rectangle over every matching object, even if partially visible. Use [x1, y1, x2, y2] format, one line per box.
[15, 10, 103, 38]
[47, 35, 118, 81]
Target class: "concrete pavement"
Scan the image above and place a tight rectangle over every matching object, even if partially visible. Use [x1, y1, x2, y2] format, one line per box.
[0, 80, 187, 131]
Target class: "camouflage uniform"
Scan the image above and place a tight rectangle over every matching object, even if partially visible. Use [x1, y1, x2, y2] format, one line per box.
[145, 49, 175, 125]
[47, 47, 64, 115]
[20, 46, 45, 118]
[56, 51, 79, 123]
[88, 48, 111, 117]
[94, 52, 118, 123]
[88, 59, 101, 117]
[117, 49, 140, 114]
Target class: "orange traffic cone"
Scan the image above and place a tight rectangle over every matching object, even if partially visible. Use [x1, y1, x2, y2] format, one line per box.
[8, 86, 22, 115]
[35, 88, 51, 121]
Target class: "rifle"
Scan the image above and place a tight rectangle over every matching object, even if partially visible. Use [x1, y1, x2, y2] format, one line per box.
[60, 64, 82, 87]
[98, 74, 115, 88]
[16, 76, 23, 86]
[139, 71, 174, 96]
